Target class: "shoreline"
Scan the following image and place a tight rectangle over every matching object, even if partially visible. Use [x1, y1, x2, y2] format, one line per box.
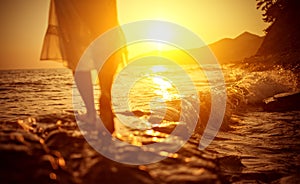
[0, 115, 224, 184]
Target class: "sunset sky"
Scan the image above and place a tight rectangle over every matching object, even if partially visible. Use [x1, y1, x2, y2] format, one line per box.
[0, 0, 268, 70]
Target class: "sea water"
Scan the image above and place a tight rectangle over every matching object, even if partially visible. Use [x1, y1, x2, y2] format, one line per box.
[0, 64, 299, 181]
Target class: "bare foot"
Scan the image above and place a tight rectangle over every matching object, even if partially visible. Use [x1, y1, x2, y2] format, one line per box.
[76, 113, 114, 134]
[77, 113, 114, 133]
[76, 113, 97, 123]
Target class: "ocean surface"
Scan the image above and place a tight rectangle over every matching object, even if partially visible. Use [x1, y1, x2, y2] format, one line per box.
[0, 64, 299, 182]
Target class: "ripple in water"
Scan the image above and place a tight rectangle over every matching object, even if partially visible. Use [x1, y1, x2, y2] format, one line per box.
[0, 65, 299, 183]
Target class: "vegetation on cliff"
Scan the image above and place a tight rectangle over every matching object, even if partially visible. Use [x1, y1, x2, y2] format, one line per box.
[245, 0, 300, 69]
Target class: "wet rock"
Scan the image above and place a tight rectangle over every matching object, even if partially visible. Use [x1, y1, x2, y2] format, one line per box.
[217, 155, 244, 172]
[0, 129, 47, 155]
[0, 151, 54, 183]
[82, 159, 154, 184]
[236, 172, 283, 183]
[272, 174, 300, 184]
[263, 91, 300, 112]
[43, 128, 156, 184]
[0, 126, 70, 184]
[0, 119, 224, 184]
[147, 159, 221, 184]
[45, 130, 85, 157]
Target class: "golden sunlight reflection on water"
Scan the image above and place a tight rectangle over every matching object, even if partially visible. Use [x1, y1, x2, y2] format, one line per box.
[151, 65, 167, 73]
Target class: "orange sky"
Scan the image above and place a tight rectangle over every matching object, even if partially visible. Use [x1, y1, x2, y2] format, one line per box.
[0, 0, 268, 70]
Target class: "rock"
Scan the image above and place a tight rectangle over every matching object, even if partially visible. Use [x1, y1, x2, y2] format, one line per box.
[0, 119, 224, 184]
[82, 159, 154, 184]
[272, 174, 300, 184]
[263, 91, 300, 112]
[217, 155, 244, 172]
[0, 127, 69, 184]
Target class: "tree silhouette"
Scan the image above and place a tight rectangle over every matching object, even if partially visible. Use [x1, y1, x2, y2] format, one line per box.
[256, 0, 300, 32]
[255, 0, 300, 60]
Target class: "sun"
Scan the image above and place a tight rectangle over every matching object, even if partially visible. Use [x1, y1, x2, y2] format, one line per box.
[124, 22, 180, 59]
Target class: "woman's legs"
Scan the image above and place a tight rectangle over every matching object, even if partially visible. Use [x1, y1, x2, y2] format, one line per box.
[74, 50, 124, 134]
[74, 71, 97, 122]
[74, 69, 115, 133]
[99, 69, 115, 133]
[98, 49, 126, 133]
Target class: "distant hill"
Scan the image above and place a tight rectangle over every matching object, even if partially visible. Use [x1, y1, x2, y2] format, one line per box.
[138, 32, 264, 65]
[207, 32, 264, 64]
[185, 32, 264, 64]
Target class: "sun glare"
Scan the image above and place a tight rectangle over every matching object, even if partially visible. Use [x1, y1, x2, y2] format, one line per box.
[151, 65, 167, 73]
[125, 40, 179, 60]
[152, 76, 175, 100]
[153, 76, 172, 89]
[146, 22, 175, 42]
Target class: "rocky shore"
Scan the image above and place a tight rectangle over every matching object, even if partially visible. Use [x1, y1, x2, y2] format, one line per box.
[0, 114, 225, 184]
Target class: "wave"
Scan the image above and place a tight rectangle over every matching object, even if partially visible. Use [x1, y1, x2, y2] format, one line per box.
[112, 65, 300, 136]
[228, 66, 298, 107]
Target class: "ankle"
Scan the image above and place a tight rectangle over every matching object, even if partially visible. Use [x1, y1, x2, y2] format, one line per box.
[87, 109, 97, 116]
